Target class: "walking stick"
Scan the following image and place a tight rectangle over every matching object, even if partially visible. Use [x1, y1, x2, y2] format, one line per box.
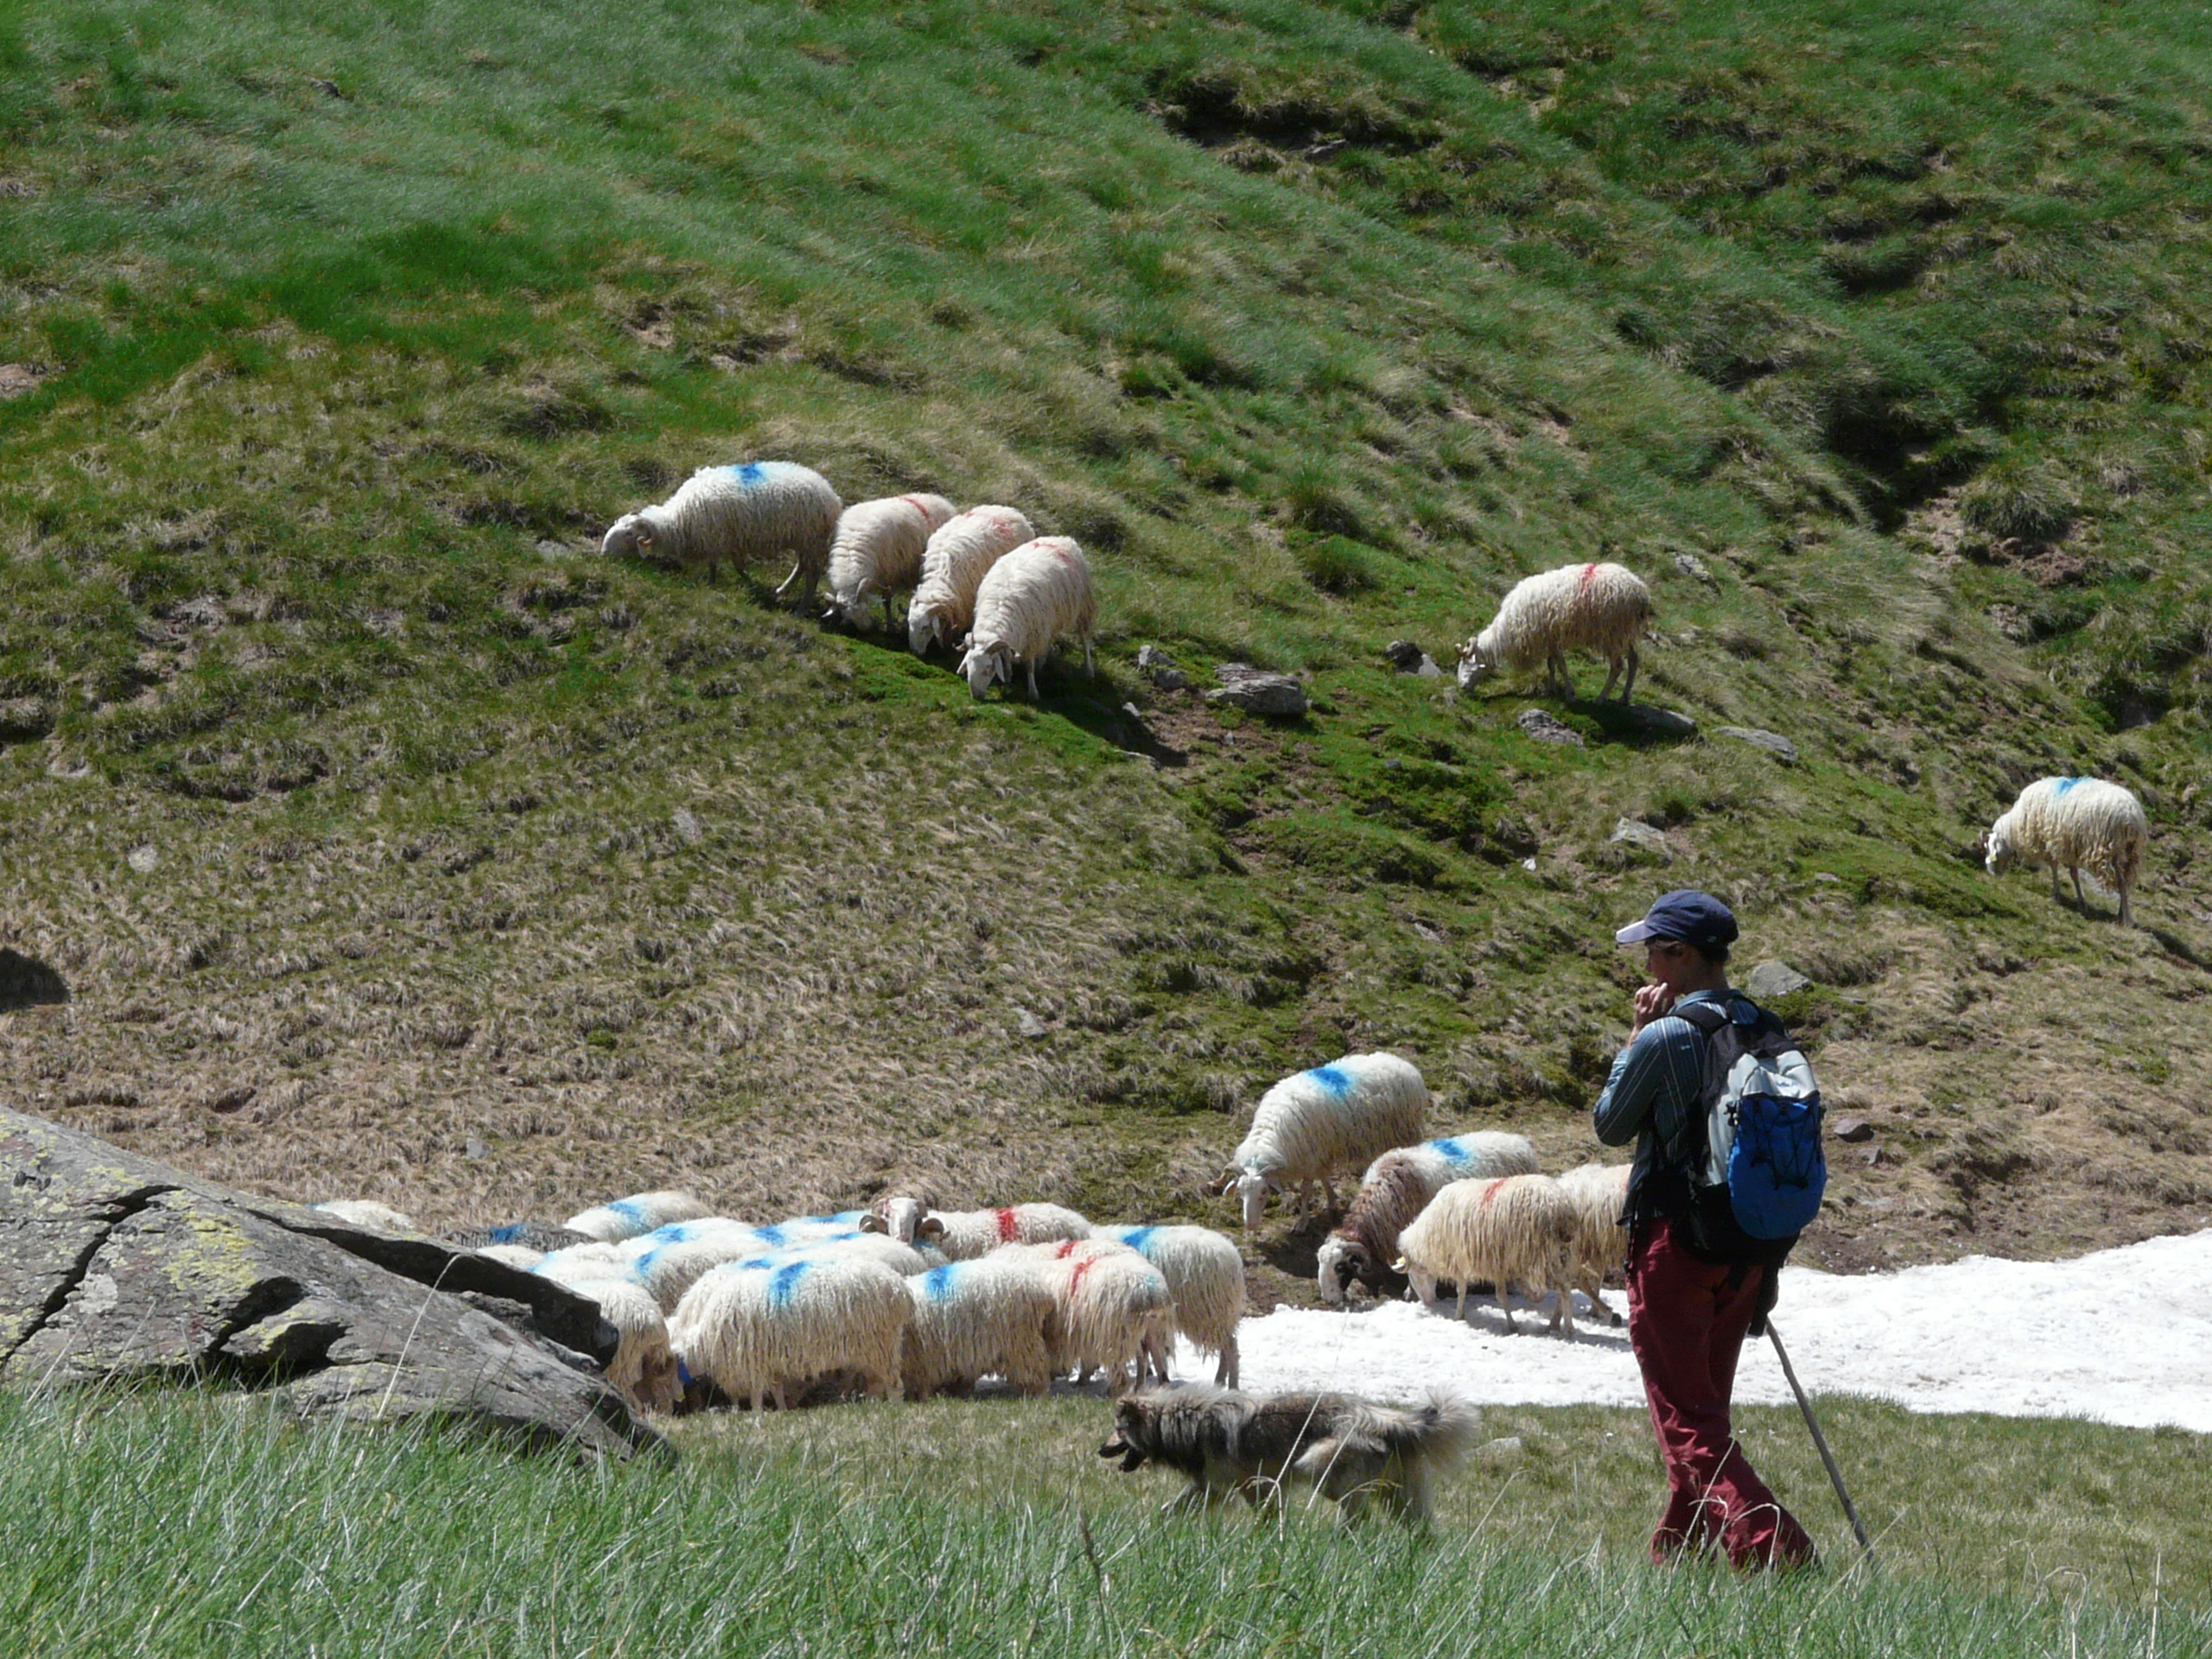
[1765, 1320, 1875, 1564]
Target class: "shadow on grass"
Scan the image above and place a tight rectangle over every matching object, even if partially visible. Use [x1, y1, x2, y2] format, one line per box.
[0, 949, 67, 1014]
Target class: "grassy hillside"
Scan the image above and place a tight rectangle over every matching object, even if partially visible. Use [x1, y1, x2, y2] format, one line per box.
[3, 0, 2211, 1279]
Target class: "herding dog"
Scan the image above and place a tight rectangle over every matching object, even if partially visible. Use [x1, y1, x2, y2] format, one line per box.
[1097, 1383, 1479, 1522]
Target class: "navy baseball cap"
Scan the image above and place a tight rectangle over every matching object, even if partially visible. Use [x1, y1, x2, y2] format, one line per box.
[1614, 890, 1738, 950]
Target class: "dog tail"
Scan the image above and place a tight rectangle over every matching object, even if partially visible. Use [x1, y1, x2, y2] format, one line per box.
[1395, 1390, 1481, 1465]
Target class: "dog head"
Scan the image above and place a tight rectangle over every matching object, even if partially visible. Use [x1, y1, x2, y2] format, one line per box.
[1096, 1395, 1156, 1472]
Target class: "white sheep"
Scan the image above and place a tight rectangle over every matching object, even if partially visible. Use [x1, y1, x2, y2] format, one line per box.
[863, 1198, 1090, 1261]
[1984, 776, 2149, 925]
[1315, 1131, 1540, 1305]
[564, 1276, 682, 1414]
[957, 536, 1097, 701]
[1395, 1173, 1578, 1336]
[600, 461, 842, 606]
[533, 1242, 638, 1287]
[625, 1224, 914, 1312]
[666, 1252, 910, 1412]
[309, 1200, 418, 1232]
[1211, 1052, 1431, 1230]
[907, 505, 1035, 656]
[1456, 561, 1652, 702]
[995, 1239, 1173, 1393]
[474, 1243, 546, 1272]
[563, 1191, 714, 1244]
[1556, 1162, 1630, 1327]
[1097, 1224, 1247, 1389]
[825, 493, 957, 632]
[899, 1256, 1060, 1399]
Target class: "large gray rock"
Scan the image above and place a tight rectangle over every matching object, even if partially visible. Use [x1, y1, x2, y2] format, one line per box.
[0, 1107, 660, 1459]
[1136, 645, 1188, 691]
[1744, 959, 1811, 1000]
[1520, 709, 1584, 747]
[1609, 817, 1675, 860]
[1207, 664, 1307, 717]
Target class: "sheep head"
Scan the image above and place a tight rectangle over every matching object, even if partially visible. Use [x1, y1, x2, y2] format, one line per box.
[1984, 818, 2016, 874]
[601, 512, 653, 558]
[1455, 633, 1496, 691]
[958, 641, 1012, 700]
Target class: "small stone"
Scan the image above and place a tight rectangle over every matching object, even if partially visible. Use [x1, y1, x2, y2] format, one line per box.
[1628, 704, 1698, 738]
[671, 807, 702, 846]
[1015, 1007, 1048, 1039]
[1521, 856, 1537, 872]
[127, 845, 159, 874]
[1609, 817, 1673, 858]
[1813, 872, 1841, 884]
[1518, 709, 1583, 746]
[1675, 551, 1713, 582]
[1207, 665, 1307, 718]
[1475, 1435, 1524, 1465]
[1858, 1147, 1883, 1167]
[1716, 726, 1800, 765]
[464, 1136, 490, 1160]
[1386, 640, 1441, 677]
[1138, 645, 1189, 691]
[1744, 959, 1811, 1000]
[533, 539, 574, 560]
[1833, 1117, 1875, 1143]
[1412, 922, 1443, 944]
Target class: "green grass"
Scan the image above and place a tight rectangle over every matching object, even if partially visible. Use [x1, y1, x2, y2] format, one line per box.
[2, 1389, 2206, 1656]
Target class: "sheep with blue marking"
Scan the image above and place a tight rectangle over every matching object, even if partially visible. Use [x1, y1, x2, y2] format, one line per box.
[1315, 1130, 1541, 1306]
[863, 1197, 1090, 1260]
[1456, 560, 1652, 702]
[626, 1222, 925, 1312]
[899, 1256, 1061, 1399]
[1098, 1224, 1247, 1388]
[1983, 775, 2149, 925]
[825, 493, 957, 632]
[600, 461, 842, 606]
[1395, 1173, 1578, 1336]
[553, 1275, 682, 1414]
[667, 1252, 911, 1412]
[562, 1191, 713, 1244]
[957, 536, 1097, 701]
[1211, 1052, 1430, 1230]
[908, 505, 1035, 656]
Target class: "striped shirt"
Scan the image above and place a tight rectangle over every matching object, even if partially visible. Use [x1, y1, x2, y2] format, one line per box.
[1592, 990, 1764, 1213]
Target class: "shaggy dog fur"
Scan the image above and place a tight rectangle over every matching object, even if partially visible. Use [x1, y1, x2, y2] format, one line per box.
[1097, 1384, 1478, 1522]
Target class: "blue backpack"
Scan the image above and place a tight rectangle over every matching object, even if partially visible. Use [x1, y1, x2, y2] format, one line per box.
[1669, 1001, 1827, 1260]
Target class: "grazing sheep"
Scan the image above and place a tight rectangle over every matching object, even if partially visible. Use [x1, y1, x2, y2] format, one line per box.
[1098, 1224, 1247, 1389]
[908, 505, 1035, 656]
[1456, 561, 1652, 702]
[447, 1221, 594, 1254]
[565, 1276, 682, 1414]
[825, 493, 957, 632]
[863, 1198, 1091, 1261]
[899, 1256, 1060, 1399]
[1315, 1131, 1541, 1305]
[957, 536, 1097, 701]
[1556, 1163, 1630, 1327]
[600, 461, 842, 605]
[310, 1200, 417, 1233]
[533, 1242, 640, 1289]
[1395, 1174, 1578, 1336]
[563, 1191, 714, 1244]
[1211, 1052, 1431, 1230]
[667, 1253, 910, 1412]
[1984, 776, 2150, 925]
[995, 1240, 1173, 1393]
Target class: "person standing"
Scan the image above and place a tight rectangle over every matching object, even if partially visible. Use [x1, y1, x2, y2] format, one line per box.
[1592, 889, 1815, 1571]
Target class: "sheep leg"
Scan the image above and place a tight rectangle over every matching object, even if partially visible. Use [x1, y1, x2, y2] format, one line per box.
[2071, 866, 2088, 915]
[1320, 1173, 1340, 1213]
[2120, 880, 2133, 926]
[1215, 1337, 1239, 1390]
[1497, 1281, 1519, 1333]
[1453, 1281, 1467, 1321]
[1621, 646, 1637, 704]
[1599, 658, 1623, 702]
[1083, 632, 1095, 677]
[1027, 658, 1041, 701]
[2050, 866, 2064, 904]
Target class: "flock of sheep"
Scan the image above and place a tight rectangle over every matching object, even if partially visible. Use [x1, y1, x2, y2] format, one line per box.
[599, 461, 1094, 700]
[598, 464, 2149, 925]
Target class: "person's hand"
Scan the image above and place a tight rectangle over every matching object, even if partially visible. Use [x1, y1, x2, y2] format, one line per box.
[1630, 982, 1675, 1038]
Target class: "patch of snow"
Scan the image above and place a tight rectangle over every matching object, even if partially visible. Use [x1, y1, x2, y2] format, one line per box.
[1176, 1230, 2212, 1432]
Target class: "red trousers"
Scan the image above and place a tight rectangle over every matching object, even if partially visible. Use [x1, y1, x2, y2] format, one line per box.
[1625, 1219, 1815, 1569]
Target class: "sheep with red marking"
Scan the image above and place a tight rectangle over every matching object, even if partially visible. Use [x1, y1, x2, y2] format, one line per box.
[995, 1239, 1172, 1393]
[1456, 560, 1652, 702]
[863, 1198, 1090, 1261]
[908, 505, 1035, 656]
[825, 493, 957, 632]
[600, 461, 842, 606]
[1395, 1173, 1579, 1336]
[957, 536, 1097, 701]
[1211, 1052, 1430, 1230]
[1315, 1130, 1540, 1305]
[1556, 1162, 1630, 1326]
